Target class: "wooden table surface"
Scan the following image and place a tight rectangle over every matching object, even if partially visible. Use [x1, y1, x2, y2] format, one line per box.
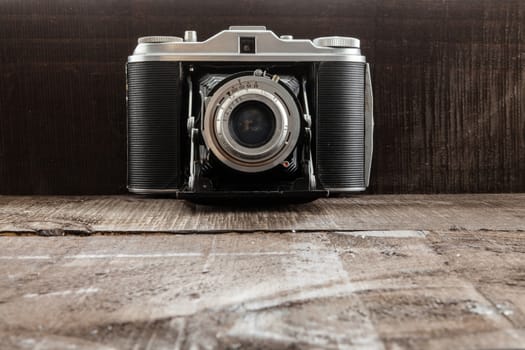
[0, 194, 524, 349]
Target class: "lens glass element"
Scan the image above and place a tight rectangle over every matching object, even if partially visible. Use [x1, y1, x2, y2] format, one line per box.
[228, 101, 276, 148]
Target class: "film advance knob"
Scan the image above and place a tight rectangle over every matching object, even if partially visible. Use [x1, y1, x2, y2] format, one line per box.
[313, 36, 360, 48]
[137, 36, 183, 44]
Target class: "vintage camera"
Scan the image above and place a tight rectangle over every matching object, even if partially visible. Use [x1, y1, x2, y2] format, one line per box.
[126, 26, 373, 200]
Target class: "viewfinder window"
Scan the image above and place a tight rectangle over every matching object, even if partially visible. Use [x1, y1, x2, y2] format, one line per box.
[239, 37, 256, 54]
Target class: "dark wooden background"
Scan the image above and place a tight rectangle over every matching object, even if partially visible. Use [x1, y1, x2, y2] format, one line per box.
[0, 0, 523, 194]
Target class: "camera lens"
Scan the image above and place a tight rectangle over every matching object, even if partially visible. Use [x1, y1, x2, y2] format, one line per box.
[202, 75, 301, 173]
[228, 101, 276, 148]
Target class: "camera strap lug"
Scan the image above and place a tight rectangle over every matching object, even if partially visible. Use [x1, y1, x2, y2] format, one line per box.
[301, 78, 316, 190]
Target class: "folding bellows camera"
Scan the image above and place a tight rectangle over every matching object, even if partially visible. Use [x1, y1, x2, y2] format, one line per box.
[126, 26, 373, 201]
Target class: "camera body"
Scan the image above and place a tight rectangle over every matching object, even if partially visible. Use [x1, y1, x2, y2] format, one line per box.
[127, 26, 373, 200]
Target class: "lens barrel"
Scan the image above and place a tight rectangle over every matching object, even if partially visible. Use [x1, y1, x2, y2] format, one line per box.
[202, 74, 301, 173]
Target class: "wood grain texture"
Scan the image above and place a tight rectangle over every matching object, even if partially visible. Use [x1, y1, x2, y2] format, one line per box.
[0, 194, 523, 233]
[0, 0, 523, 194]
[0, 231, 524, 349]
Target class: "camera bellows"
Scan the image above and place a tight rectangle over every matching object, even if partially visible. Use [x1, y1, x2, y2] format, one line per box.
[317, 62, 366, 191]
[127, 62, 182, 192]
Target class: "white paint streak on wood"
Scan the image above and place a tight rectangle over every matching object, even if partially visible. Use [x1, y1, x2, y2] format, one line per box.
[227, 314, 302, 344]
[201, 236, 216, 274]
[0, 255, 51, 260]
[334, 230, 428, 238]
[171, 319, 186, 350]
[227, 311, 384, 350]
[23, 287, 100, 299]
[67, 253, 203, 259]
[241, 281, 360, 311]
[211, 252, 292, 256]
[225, 238, 385, 349]
[144, 330, 156, 350]
[425, 329, 525, 349]
[0, 251, 306, 261]
[241, 276, 492, 312]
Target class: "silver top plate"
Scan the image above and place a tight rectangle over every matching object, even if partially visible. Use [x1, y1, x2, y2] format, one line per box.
[129, 26, 366, 63]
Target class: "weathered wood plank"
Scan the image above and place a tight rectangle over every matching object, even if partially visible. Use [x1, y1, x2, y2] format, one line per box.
[0, 230, 523, 349]
[0, 194, 523, 234]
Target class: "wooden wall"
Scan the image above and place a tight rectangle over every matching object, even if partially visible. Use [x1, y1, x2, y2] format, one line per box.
[0, 0, 523, 194]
